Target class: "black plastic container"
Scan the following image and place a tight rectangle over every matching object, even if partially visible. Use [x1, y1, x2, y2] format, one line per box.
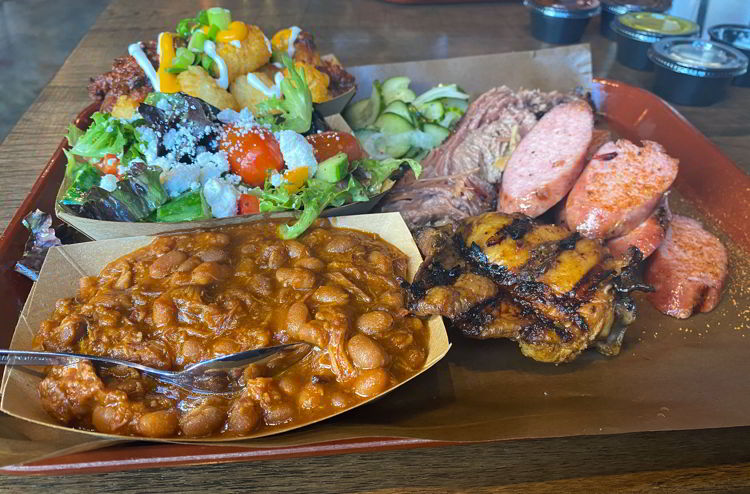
[524, 0, 601, 45]
[648, 38, 749, 106]
[708, 24, 750, 87]
[611, 12, 698, 70]
[600, 0, 671, 40]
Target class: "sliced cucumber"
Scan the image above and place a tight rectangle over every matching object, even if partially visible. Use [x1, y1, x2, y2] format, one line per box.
[422, 123, 451, 147]
[391, 88, 416, 104]
[355, 129, 391, 160]
[440, 97, 469, 112]
[382, 133, 413, 158]
[382, 76, 411, 105]
[403, 146, 421, 159]
[343, 80, 382, 129]
[439, 109, 463, 129]
[413, 84, 469, 107]
[418, 101, 445, 122]
[412, 148, 430, 162]
[383, 100, 414, 125]
[375, 112, 415, 136]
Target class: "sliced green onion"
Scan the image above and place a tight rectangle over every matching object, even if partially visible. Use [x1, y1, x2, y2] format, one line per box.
[165, 66, 187, 74]
[201, 53, 214, 74]
[176, 18, 193, 38]
[206, 7, 231, 30]
[196, 9, 209, 26]
[171, 47, 195, 69]
[188, 31, 207, 53]
[206, 24, 220, 41]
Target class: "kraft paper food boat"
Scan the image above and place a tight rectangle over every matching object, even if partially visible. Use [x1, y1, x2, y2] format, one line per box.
[54, 114, 384, 241]
[313, 54, 357, 116]
[0, 212, 450, 444]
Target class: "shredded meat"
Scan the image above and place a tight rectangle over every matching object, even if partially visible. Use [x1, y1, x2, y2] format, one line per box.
[88, 41, 158, 113]
[378, 172, 497, 231]
[377, 87, 574, 231]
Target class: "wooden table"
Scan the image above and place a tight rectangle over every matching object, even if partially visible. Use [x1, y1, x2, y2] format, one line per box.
[1, 0, 749, 491]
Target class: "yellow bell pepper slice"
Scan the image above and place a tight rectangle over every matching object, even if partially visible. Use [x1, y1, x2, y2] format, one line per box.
[157, 32, 180, 93]
[283, 166, 309, 193]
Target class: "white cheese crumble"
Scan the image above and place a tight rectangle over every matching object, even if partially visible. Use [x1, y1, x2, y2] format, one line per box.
[99, 174, 118, 192]
[136, 126, 159, 163]
[158, 150, 231, 198]
[203, 178, 239, 218]
[269, 172, 283, 187]
[217, 107, 257, 128]
[230, 40, 242, 48]
[161, 164, 201, 198]
[276, 130, 317, 176]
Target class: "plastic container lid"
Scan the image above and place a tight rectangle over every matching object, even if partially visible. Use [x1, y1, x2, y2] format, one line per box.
[649, 38, 749, 78]
[602, 0, 670, 16]
[612, 12, 698, 42]
[708, 24, 750, 53]
[524, 0, 601, 19]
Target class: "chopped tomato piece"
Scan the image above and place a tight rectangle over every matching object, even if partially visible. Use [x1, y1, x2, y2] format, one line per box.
[94, 154, 120, 176]
[220, 125, 284, 187]
[283, 166, 309, 193]
[238, 194, 260, 215]
[306, 131, 365, 162]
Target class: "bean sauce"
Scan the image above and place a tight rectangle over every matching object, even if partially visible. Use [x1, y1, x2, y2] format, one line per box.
[33, 219, 428, 438]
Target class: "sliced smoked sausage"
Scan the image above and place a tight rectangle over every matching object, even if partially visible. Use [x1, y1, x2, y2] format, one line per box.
[645, 215, 728, 319]
[498, 100, 593, 217]
[565, 139, 678, 239]
[606, 196, 671, 259]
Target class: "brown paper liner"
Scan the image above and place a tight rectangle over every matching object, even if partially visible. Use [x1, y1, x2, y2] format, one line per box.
[0, 212, 449, 465]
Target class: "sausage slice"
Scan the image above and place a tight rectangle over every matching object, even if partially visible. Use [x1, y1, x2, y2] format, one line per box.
[498, 100, 593, 217]
[606, 196, 671, 259]
[645, 215, 728, 319]
[565, 139, 678, 239]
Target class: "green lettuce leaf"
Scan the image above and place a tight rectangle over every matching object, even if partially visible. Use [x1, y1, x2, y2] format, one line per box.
[351, 158, 422, 195]
[71, 112, 145, 163]
[255, 55, 313, 133]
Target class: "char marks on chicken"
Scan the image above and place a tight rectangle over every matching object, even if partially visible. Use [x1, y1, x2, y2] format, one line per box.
[409, 212, 647, 363]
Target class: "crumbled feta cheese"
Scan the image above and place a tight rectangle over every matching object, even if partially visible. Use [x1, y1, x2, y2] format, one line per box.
[99, 174, 118, 192]
[203, 178, 239, 218]
[136, 126, 159, 163]
[162, 164, 201, 197]
[269, 172, 283, 187]
[277, 130, 317, 176]
[223, 173, 242, 185]
[230, 40, 242, 48]
[194, 150, 230, 182]
[217, 107, 257, 128]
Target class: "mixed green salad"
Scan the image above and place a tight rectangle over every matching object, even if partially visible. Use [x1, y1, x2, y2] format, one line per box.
[59, 56, 420, 239]
[344, 76, 469, 161]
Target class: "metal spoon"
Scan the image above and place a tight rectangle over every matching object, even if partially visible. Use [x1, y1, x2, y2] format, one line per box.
[0, 342, 311, 395]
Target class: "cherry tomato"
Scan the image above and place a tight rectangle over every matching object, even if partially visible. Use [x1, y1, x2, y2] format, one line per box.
[220, 125, 284, 187]
[94, 154, 120, 176]
[306, 131, 365, 162]
[238, 194, 260, 215]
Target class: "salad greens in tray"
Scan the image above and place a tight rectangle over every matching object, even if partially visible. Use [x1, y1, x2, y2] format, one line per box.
[59, 55, 419, 239]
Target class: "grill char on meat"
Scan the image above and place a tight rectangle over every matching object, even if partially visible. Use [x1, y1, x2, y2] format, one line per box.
[377, 87, 575, 231]
[409, 212, 646, 363]
[88, 41, 159, 113]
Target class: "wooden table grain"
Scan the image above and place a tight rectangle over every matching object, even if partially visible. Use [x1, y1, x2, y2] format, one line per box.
[1, 0, 749, 491]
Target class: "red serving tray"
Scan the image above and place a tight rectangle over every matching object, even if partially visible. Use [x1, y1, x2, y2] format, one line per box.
[1, 78, 749, 475]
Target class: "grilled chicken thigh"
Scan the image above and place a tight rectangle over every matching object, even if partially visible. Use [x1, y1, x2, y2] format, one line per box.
[409, 212, 645, 363]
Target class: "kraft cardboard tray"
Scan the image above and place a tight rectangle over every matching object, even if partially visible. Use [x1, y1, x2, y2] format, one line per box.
[3, 66, 750, 475]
